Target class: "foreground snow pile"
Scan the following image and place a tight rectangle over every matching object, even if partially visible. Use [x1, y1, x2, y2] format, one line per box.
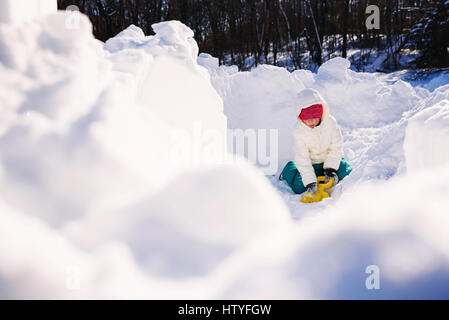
[404, 100, 449, 171]
[1, 12, 449, 298]
[199, 55, 449, 183]
[0, 0, 56, 25]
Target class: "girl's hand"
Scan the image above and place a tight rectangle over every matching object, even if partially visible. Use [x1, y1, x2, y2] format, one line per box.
[324, 169, 339, 186]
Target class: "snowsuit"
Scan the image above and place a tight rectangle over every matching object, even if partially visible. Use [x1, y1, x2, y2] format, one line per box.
[281, 89, 352, 194]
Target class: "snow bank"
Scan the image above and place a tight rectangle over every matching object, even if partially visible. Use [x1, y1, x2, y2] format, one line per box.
[0, 160, 290, 299]
[1, 11, 449, 299]
[105, 23, 226, 132]
[198, 56, 306, 169]
[202, 56, 422, 134]
[404, 99, 449, 171]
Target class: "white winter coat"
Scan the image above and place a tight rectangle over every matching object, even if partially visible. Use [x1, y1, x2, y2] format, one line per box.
[293, 89, 343, 187]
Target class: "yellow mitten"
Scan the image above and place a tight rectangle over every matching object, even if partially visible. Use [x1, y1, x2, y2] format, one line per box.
[300, 176, 334, 203]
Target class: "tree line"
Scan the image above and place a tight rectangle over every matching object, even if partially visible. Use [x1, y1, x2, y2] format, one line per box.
[57, 0, 449, 71]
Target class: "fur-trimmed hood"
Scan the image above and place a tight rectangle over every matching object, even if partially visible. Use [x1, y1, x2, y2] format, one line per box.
[295, 88, 330, 121]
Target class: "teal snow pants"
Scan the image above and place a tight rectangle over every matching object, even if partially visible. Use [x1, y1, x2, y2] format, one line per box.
[281, 158, 352, 194]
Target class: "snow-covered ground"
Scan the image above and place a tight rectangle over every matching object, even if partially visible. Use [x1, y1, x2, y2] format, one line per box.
[223, 34, 422, 73]
[0, 0, 56, 25]
[1, 8, 449, 299]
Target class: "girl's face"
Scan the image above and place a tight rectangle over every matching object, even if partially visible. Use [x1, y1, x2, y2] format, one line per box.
[302, 118, 321, 128]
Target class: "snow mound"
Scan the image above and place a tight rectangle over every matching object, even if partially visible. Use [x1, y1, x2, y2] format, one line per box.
[204, 57, 428, 178]
[205, 56, 423, 131]
[0, 11, 293, 299]
[0, 12, 102, 126]
[427, 74, 449, 92]
[63, 160, 290, 281]
[0, 0, 56, 25]
[291, 69, 315, 88]
[199, 62, 306, 169]
[1, 12, 449, 299]
[218, 165, 449, 299]
[197, 53, 219, 72]
[315, 61, 421, 128]
[316, 57, 351, 82]
[106, 21, 200, 65]
[197, 53, 239, 77]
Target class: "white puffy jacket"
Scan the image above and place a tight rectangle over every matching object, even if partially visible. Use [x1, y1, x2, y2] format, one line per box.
[293, 89, 343, 187]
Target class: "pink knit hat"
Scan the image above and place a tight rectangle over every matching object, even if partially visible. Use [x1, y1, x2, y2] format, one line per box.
[299, 104, 323, 120]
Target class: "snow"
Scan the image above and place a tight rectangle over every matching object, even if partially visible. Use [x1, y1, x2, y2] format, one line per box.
[425, 73, 449, 92]
[199, 52, 432, 186]
[1, 11, 449, 299]
[316, 57, 351, 82]
[404, 100, 449, 171]
[0, 0, 56, 25]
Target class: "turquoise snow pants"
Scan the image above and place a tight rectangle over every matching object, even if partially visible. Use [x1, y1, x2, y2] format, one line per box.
[281, 158, 352, 194]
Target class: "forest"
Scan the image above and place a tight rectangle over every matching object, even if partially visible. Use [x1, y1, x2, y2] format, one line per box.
[56, 0, 449, 71]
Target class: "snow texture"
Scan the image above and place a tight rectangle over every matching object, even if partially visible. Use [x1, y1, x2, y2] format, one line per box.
[1, 9, 449, 299]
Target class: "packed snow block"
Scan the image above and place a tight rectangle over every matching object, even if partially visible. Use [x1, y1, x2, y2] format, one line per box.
[0, 198, 171, 300]
[404, 99, 449, 171]
[0, 162, 290, 299]
[0, 16, 230, 228]
[291, 69, 315, 88]
[0, 0, 56, 25]
[426, 73, 449, 92]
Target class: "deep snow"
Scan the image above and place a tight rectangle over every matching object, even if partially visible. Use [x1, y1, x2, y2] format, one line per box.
[0, 0, 56, 25]
[1, 9, 449, 299]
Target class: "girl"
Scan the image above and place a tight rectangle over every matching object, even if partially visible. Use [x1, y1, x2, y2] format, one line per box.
[280, 88, 352, 197]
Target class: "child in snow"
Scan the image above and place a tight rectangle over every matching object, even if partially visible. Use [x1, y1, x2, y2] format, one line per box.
[280, 88, 352, 196]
